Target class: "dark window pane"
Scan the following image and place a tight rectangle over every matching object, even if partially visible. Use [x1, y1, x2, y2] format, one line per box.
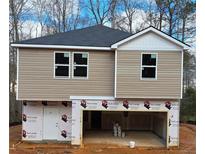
[55, 53, 69, 64]
[74, 53, 87, 65]
[55, 66, 69, 77]
[74, 66, 87, 77]
[142, 67, 156, 78]
[142, 54, 156, 65]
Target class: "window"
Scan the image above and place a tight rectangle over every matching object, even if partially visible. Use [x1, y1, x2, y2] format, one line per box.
[73, 52, 88, 78]
[54, 52, 70, 78]
[141, 53, 157, 79]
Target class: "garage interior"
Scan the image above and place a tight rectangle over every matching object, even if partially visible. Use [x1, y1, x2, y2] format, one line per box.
[83, 111, 167, 147]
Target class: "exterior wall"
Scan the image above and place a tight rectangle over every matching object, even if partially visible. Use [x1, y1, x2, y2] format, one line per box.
[22, 101, 72, 141]
[18, 48, 114, 101]
[116, 51, 182, 98]
[22, 99, 179, 147]
[152, 112, 167, 140]
[72, 99, 180, 147]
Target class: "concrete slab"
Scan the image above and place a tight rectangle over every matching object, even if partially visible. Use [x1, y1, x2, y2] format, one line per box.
[83, 130, 165, 147]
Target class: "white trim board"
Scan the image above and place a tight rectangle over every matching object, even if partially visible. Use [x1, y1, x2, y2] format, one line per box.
[115, 96, 181, 99]
[70, 96, 115, 100]
[11, 44, 112, 51]
[16, 48, 19, 100]
[111, 27, 190, 50]
[17, 98, 71, 101]
[70, 96, 179, 100]
[114, 49, 117, 97]
[180, 51, 184, 99]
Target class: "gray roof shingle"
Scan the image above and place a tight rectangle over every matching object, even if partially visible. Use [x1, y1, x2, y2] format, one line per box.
[15, 25, 132, 47]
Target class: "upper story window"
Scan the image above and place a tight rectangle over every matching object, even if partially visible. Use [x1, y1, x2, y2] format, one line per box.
[54, 52, 70, 78]
[141, 53, 157, 79]
[72, 52, 88, 79]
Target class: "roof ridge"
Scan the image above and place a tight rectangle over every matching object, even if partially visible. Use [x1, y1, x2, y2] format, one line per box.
[95, 24, 131, 34]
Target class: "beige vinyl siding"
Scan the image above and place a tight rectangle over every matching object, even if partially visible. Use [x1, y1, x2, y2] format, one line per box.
[18, 48, 114, 100]
[116, 51, 182, 98]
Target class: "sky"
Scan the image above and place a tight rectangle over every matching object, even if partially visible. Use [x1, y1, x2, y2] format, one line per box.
[18, 0, 195, 52]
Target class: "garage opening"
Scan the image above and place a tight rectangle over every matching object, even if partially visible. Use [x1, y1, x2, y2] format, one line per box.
[83, 111, 167, 147]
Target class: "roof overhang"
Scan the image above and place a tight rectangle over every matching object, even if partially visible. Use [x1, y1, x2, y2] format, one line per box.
[11, 44, 112, 51]
[111, 27, 191, 50]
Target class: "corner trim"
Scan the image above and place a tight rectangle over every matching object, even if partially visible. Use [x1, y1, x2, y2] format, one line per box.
[114, 49, 117, 97]
[181, 51, 184, 99]
[16, 48, 19, 100]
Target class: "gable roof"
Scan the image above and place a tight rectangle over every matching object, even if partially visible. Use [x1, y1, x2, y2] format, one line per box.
[11, 25, 131, 49]
[11, 25, 190, 51]
[111, 26, 190, 50]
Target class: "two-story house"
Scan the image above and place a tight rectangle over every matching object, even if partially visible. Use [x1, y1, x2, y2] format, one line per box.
[11, 25, 190, 148]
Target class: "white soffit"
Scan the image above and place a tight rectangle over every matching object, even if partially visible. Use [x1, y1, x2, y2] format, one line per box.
[111, 27, 190, 50]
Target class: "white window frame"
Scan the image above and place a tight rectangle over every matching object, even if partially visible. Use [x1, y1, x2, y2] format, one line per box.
[140, 52, 158, 80]
[72, 52, 89, 79]
[54, 51, 71, 79]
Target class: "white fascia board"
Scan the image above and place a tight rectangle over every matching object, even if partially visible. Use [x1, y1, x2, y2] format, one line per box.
[111, 27, 190, 50]
[70, 96, 115, 100]
[115, 96, 180, 99]
[17, 98, 71, 101]
[11, 44, 112, 51]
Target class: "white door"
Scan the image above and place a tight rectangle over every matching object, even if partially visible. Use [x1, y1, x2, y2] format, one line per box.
[43, 106, 58, 140]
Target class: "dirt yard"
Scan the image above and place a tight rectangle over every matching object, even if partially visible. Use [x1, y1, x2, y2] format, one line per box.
[9, 123, 195, 154]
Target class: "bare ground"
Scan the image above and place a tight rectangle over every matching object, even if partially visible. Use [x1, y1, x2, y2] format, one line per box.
[9, 123, 195, 154]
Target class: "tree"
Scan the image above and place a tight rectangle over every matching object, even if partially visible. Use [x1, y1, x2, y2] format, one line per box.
[183, 51, 196, 91]
[31, 0, 47, 36]
[9, 0, 29, 123]
[45, 0, 81, 33]
[144, 0, 159, 28]
[181, 87, 196, 123]
[10, 0, 26, 42]
[121, 0, 141, 33]
[155, 0, 166, 30]
[179, 0, 196, 42]
[109, 0, 118, 28]
[164, 0, 180, 36]
[86, 0, 113, 25]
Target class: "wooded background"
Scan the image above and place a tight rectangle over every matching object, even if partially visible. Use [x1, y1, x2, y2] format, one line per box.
[9, 0, 196, 124]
